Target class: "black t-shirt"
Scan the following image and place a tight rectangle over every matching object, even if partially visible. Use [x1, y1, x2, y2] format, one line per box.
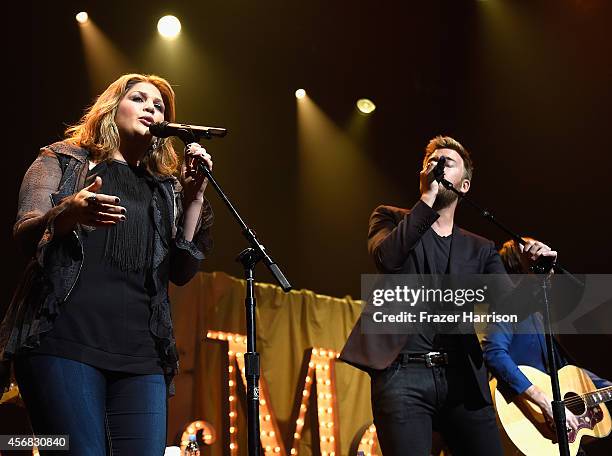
[401, 228, 460, 354]
[33, 160, 163, 374]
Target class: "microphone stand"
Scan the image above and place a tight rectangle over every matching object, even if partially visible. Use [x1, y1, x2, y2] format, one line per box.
[434, 171, 580, 456]
[172, 128, 292, 456]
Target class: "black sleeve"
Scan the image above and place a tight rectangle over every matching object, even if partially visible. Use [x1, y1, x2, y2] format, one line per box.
[368, 201, 439, 273]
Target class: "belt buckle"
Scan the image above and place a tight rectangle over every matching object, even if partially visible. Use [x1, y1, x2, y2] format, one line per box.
[424, 351, 447, 367]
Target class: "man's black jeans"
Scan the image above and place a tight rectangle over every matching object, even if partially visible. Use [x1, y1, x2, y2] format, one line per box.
[370, 358, 504, 456]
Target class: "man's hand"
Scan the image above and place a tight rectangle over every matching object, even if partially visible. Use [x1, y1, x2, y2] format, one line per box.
[523, 384, 579, 432]
[519, 239, 558, 273]
[419, 159, 439, 207]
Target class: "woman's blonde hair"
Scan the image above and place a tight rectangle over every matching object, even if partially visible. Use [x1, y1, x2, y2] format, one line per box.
[65, 73, 178, 177]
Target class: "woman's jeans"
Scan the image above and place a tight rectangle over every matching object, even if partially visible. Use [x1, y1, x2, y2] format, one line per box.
[14, 354, 167, 456]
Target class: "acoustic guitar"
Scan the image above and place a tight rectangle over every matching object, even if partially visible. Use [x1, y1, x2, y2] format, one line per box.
[491, 365, 611, 456]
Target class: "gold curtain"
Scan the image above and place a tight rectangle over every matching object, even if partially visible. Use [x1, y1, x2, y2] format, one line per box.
[168, 271, 374, 456]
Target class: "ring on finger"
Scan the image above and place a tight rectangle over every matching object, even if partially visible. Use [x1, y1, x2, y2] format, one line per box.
[86, 194, 97, 203]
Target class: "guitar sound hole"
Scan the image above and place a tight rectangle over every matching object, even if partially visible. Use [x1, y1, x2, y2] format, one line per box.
[564, 392, 586, 416]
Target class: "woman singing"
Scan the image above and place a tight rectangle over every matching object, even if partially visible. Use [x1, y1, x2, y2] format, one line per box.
[0, 73, 214, 455]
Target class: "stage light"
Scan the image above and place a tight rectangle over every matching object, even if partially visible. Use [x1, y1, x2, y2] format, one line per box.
[76, 12, 89, 24]
[157, 15, 181, 39]
[357, 424, 379, 455]
[295, 89, 306, 99]
[356, 98, 376, 114]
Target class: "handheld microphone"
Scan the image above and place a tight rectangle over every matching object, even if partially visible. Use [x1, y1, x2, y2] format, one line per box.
[432, 156, 447, 182]
[149, 121, 227, 140]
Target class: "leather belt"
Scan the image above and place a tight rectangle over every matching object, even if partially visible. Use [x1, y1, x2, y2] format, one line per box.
[396, 351, 458, 367]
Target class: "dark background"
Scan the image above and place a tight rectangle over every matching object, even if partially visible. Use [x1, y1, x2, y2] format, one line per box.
[3, 1, 611, 453]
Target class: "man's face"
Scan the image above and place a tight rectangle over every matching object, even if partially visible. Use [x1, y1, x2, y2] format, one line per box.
[424, 148, 471, 210]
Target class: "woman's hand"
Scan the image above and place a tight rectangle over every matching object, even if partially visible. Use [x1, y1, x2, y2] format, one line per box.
[181, 143, 213, 202]
[55, 176, 125, 234]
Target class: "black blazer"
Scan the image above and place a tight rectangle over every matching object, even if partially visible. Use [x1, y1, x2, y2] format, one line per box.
[340, 201, 513, 403]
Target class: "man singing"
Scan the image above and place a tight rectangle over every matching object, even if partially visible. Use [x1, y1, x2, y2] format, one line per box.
[340, 136, 558, 455]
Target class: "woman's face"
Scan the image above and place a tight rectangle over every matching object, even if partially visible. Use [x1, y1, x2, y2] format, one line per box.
[115, 81, 166, 140]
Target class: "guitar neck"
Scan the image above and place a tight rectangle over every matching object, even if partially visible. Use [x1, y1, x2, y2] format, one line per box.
[582, 386, 612, 407]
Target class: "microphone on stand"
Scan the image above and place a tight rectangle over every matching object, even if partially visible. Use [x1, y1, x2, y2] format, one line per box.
[432, 156, 447, 182]
[149, 121, 227, 140]
[149, 122, 227, 173]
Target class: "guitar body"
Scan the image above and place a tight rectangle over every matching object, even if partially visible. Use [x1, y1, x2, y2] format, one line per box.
[492, 365, 611, 456]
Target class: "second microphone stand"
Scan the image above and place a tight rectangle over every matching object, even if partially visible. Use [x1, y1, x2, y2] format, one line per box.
[173, 128, 292, 456]
[433, 163, 581, 456]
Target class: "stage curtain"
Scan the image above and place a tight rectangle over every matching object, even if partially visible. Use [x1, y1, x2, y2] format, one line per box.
[168, 271, 373, 456]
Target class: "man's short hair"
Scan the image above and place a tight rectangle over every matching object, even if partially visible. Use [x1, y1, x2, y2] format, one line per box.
[423, 135, 473, 181]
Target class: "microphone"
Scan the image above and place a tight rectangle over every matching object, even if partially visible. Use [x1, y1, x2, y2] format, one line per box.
[149, 121, 227, 140]
[432, 156, 447, 182]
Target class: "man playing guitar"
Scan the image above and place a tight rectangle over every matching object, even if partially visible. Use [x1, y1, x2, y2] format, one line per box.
[482, 238, 612, 455]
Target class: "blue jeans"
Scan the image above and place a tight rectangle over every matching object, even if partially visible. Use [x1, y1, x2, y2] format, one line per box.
[14, 355, 167, 456]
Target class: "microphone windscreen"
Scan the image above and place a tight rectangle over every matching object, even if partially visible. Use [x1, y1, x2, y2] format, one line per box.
[148, 122, 169, 137]
[433, 156, 446, 179]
